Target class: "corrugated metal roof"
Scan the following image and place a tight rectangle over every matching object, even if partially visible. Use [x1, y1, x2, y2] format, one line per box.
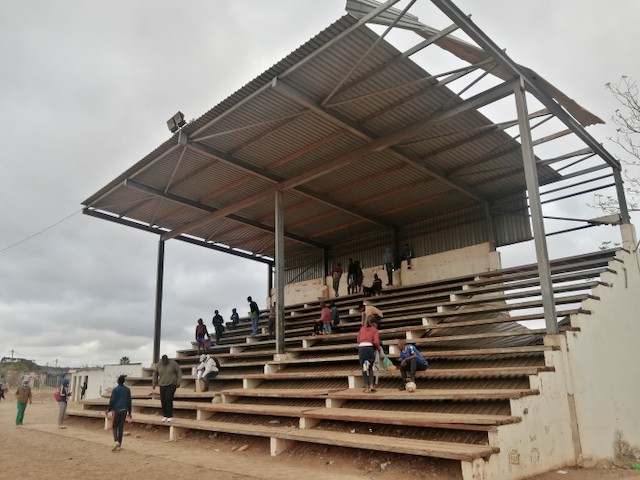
[82, 7, 615, 263]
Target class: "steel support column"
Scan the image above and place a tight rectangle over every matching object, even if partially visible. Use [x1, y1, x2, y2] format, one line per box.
[267, 264, 274, 297]
[514, 80, 558, 335]
[275, 191, 286, 354]
[153, 239, 165, 363]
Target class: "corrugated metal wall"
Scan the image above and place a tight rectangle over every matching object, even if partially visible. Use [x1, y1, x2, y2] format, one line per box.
[284, 192, 532, 283]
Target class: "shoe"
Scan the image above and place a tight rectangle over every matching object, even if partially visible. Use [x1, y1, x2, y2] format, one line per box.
[112, 441, 120, 452]
[58, 426, 66, 429]
[161, 417, 168, 422]
[398, 384, 406, 391]
[166, 417, 173, 422]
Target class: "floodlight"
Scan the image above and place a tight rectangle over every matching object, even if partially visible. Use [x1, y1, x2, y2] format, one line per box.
[167, 111, 186, 133]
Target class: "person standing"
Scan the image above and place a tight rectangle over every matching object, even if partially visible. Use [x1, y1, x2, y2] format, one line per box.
[152, 354, 182, 422]
[354, 260, 364, 294]
[397, 339, 429, 390]
[80, 380, 88, 400]
[106, 375, 132, 452]
[230, 308, 240, 327]
[212, 310, 224, 344]
[15, 379, 32, 425]
[247, 296, 260, 335]
[57, 378, 71, 429]
[330, 262, 343, 297]
[356, 316, 380, 394]
[382, 247, 394, 286]
[347, 258, 356, 295]
[195, 318, 209, 355]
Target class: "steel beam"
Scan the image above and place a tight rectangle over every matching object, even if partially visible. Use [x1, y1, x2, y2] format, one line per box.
[514, 80, 558, 335]
[432, 0, 630, 223]
[82, 208, 274, 265]
[124, 179, 325, 250]
[153, 239, 165, 364]
[272, 77, 495, 204]
[161, 79, 516, 241]
[274, 191, 286, 354]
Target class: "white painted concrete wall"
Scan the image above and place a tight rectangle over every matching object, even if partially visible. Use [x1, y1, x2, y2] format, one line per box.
[461, 340, 578, 480]
[281, 242, 501, 304]
[396, 242, 501, 287]
[563, 248, 640, 460]
[71, 363, 144, 402]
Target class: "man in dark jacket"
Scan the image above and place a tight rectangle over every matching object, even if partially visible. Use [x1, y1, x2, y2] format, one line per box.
[152, 355, 182, 422]
[106, 375, 132, 451]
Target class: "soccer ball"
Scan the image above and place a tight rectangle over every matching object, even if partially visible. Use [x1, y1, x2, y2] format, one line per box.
[405, 381, 417, 392]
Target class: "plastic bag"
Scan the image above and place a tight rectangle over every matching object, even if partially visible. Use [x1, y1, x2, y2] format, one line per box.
[382, 356, 394, 370]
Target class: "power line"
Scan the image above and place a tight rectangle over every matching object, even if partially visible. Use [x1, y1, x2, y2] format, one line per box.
[0, 209, 82, 255]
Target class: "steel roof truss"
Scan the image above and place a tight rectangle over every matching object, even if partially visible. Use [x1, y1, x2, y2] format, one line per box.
[327, 22, 460, 104]
[272, 77, 492, 203]
[322, 0, 418, 106]
[161, 78, 516, 241]
[186, 140, 391, 228]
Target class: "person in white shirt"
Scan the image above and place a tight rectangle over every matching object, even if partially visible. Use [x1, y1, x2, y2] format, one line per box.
[196, 354, 219, 392]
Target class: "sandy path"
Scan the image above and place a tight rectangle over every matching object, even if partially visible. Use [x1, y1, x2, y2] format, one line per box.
[1, 393, 639, 480]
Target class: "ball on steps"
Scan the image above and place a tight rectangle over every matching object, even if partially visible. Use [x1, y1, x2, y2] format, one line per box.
[405, 381, 417, 392]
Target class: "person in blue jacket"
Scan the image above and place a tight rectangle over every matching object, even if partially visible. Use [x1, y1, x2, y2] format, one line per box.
[106, 374, 132, 452]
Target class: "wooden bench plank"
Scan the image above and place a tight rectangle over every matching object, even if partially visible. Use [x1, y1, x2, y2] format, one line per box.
[243, 365, 552, 380]
[275, 429, 499, 461]
[222, 388, 336, 399]
[327, 387, 540, 401]
[301, 407, 521, 427]
[198, 403, 308, 417]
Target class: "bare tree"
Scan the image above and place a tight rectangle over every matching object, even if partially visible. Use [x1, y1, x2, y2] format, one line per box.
[119, 356, 130, 365]
[593, 77, 640, 214]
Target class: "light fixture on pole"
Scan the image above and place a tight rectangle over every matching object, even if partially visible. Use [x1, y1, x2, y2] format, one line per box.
[167, 111, 186, 133]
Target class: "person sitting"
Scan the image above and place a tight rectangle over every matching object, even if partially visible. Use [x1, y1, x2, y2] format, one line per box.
[196, 354, 219, 392]
[313, 302, 331, 335]
[397, 339, 429, 390]
[330, 301, 340, 328]
[400, 243, 413, 269]
[363, 274, 383, 297]
[229, 308, 240, 328]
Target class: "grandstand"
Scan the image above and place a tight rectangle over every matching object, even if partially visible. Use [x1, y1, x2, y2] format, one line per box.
[73, 1, 640, 478]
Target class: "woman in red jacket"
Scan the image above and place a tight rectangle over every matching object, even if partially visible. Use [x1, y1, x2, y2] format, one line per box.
[356, 315, 380, 393]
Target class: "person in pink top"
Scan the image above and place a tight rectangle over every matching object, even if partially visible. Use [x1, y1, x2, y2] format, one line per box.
[313, 302, 331, 335]
[356, 315, 381, 393]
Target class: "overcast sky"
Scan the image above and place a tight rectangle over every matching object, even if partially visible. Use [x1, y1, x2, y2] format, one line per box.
[1, 1, 638, 368]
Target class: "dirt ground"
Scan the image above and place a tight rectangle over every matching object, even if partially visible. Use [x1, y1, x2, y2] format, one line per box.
[2, 391, 639, 480]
